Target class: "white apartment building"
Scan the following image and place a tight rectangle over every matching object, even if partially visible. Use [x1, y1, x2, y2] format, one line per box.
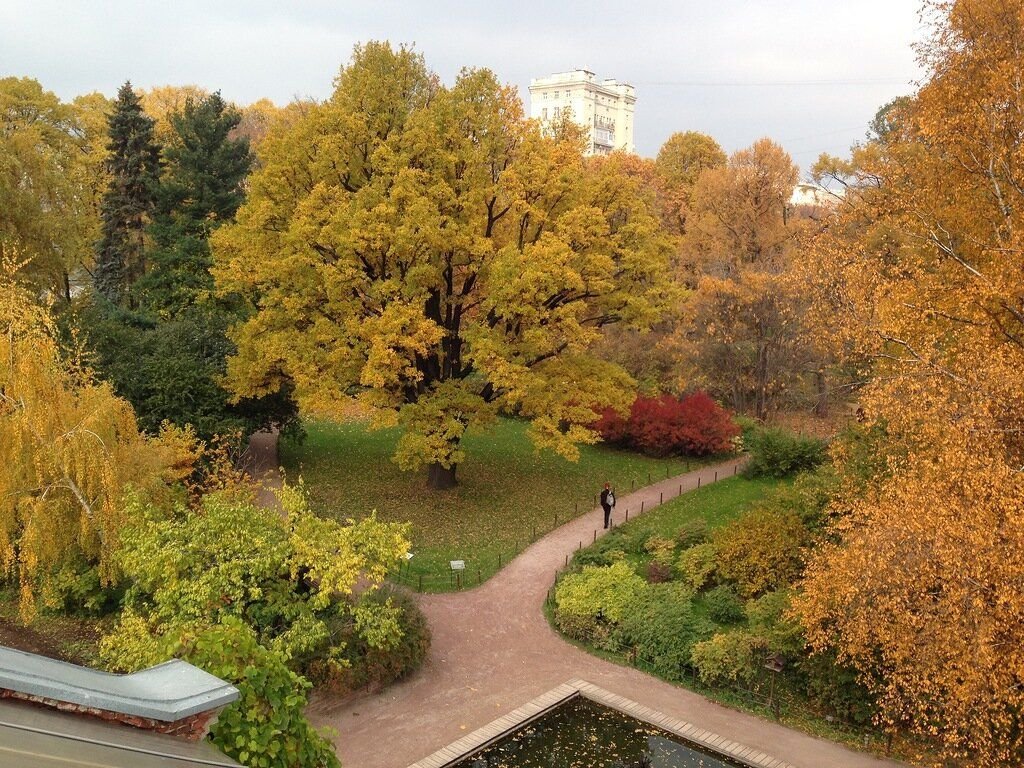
[528, 70, 636, 156]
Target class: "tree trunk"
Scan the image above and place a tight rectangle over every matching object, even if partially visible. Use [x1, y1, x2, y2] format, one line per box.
[813, 369, 829, 417]
[427, 462, 457, 490]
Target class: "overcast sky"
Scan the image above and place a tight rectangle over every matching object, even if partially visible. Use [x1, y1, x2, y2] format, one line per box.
[0, 1, 926, 174]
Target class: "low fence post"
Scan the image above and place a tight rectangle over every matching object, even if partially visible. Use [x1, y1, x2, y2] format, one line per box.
[625, 508, 629, 521]
[714, 470, 718, 482]
[659, 491, 663, 505]
[640, 500, 644, 513]
[697, 476, 701, 488]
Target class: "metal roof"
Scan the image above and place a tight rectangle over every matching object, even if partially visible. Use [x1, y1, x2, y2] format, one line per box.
[0, 699, 241, 767]
[0, 646, 239, 721]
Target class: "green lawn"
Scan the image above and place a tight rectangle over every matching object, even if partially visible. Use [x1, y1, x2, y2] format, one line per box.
[280, 418, 721, 590]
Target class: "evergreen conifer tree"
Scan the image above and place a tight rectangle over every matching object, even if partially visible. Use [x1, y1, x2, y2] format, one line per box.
[138, 92, 251, 315]
[94, 81, 160, 304]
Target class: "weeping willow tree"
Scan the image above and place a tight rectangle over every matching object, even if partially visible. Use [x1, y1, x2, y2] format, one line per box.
[0, 255, 197, 618]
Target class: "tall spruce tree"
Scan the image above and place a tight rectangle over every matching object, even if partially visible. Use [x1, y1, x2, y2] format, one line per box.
[80, 91, 298, 442]
[94, 81, 160, 304]
[137, 92, 251, 315]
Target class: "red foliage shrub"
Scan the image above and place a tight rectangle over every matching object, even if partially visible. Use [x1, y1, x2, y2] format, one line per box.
[593, 392, 739, 457]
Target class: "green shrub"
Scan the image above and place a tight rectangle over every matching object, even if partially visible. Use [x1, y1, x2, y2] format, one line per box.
[676, 542, 717, 590]
[102, 616, 339, 768]
[614, 583, 712, 681]
[744, 428, 826, 478]
[316, 586, 430, 694]
[714, 508, 809, 597]
[573, 530, 628, 568]
[691, 630, 764, 684]
[644, 535, 676, 566]
[554, 561, 645, 640]
[675, 518, 709, 548]
[704, 585, 745, 624]
[758, 466, 838, 533]
[799, 650, 877, 726]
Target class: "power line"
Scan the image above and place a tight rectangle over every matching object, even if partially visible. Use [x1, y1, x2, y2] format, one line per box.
[633, 78, 911, 87]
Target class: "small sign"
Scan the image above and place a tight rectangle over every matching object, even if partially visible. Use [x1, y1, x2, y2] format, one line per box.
[449, 560, 465, 571]
[404, 552, 414, 561]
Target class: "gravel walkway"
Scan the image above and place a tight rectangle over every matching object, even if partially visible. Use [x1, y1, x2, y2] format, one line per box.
[248, 434, 903, 768]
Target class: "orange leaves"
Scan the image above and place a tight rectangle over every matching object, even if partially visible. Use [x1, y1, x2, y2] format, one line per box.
[796, 3, 1024, 763]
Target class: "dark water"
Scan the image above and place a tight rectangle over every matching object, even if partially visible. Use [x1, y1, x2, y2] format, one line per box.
[456, 697, 746, 768]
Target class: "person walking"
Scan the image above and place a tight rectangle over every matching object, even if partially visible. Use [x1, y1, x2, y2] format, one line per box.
[600, 482, 616, 529]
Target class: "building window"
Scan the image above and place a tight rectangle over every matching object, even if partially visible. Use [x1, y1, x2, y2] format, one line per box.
[554, 107, 561, 118]
[542, 108, 548, 120]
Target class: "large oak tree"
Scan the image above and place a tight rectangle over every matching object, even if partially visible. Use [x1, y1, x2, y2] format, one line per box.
[213, 43, 673, 488]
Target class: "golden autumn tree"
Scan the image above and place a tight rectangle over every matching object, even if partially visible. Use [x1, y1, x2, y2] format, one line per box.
[0, 78, 106, 301]
[0, 258, 196, 618]
[674, 138, 812, 418]
[213, 43, 674, 488]
[796, 2, 1024, 764]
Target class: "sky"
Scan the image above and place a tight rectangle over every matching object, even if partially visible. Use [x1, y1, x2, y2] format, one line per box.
[0, 0, 927, 174]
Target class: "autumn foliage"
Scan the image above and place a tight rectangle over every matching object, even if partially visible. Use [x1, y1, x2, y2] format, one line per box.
[795, 1, 1024, 764]
[0, 257, 197, 618]
[593, 392, 739, 457]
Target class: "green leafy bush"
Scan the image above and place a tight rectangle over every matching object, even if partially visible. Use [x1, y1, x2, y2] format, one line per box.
[704, 584, 745, 624]
[675, 518, 709, 548]
[743, 428, 826, 478]
[554, 561, 645, 640]
[573, 530, 628, 568]
[644, 535, 676, 566]
[714, 507, 809, 597]
[676, 542, 717, 590]
[317, 586, 430, 693]
[691, 630, 764, 684]
[614, 583, 713, 680]
[103, 616, 339, 768]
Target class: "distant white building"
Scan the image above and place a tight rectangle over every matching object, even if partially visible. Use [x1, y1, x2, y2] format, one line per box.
[790, 182, 842, 208]
[528, 70, 636, 156]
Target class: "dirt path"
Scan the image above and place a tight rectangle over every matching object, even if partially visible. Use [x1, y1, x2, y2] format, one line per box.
[245, 430, 282, 509]
[277, 452, 904, 768]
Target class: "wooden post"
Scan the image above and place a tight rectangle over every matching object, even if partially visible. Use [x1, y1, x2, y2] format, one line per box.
[640, 500, 644, 513]
[734, 464, 738, 475]
[660, 491, 663, 505]
[498, 553, 502, 569]
[714, 470, 718, 482]
[647, 471, 651, 483]
[698, 476, 701, 488]
[679, 484, 682, 495]
[631, 478, 635, 490]
[575, 501, 578, 514]
[532, 523, 537, 541]
[565, 554, 569, 567]
[593, 529, 597, 543]
[625, 508, 629, 521]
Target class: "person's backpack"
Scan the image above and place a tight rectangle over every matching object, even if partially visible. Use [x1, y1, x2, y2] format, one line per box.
[608, 491, 616, 507]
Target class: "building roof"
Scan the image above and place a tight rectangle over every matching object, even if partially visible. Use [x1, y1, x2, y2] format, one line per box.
[0, 698, 241, 768]
[0, 646, 239, 721]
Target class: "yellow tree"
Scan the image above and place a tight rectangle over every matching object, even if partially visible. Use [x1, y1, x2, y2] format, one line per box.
[214, 43, 673, 488]
[797, 1, 1024, 763]
[0, 78, 103, 301]
[0, 258, 196, 618]
[654, 130, 727, 235]
[675, 138, 809, 418]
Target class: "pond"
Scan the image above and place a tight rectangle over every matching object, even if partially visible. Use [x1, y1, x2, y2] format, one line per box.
[453, 696, 747, 768]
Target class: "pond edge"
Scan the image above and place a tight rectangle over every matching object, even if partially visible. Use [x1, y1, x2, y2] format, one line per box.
[405, 677, 796, 768]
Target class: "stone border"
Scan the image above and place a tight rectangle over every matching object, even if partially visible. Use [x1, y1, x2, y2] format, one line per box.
[406, 678, 795, 768]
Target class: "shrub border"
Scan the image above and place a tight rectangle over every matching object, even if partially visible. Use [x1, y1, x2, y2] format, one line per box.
[405, 678, 795, 768]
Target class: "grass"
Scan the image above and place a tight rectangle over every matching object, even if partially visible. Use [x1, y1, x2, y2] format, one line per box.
[280, 417, 723, 590]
